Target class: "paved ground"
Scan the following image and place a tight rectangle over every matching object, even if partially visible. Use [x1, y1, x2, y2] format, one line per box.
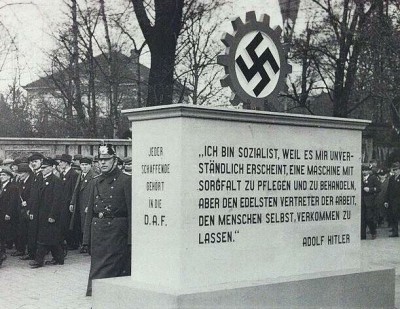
[0, 248, 91, 309]
[0, 227, 399, 309]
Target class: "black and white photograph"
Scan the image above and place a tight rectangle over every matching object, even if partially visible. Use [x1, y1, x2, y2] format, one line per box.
[0, 0, 399, 308]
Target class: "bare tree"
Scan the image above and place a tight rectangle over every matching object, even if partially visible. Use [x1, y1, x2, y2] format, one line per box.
[110, 4, 147, 107]
[77, 0, 101, 137]
[130, 0, 185, 106]
[174, 2, 228, 105]
[287, 0, 378, 117]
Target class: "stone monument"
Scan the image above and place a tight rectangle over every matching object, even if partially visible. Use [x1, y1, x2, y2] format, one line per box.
[92, 104, 394, 308]
[92, 11, 395, 309]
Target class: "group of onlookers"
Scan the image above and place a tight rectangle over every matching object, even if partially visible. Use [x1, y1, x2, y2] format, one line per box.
[361, 161, 400, 239]
[0, 145, 132, 295]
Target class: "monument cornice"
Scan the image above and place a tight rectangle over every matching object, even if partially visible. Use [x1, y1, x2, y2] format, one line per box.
[123, 104, 370, 131]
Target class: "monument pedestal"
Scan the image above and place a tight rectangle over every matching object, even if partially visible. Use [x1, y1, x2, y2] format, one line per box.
[92, 104, 395, 308]
[93, 267, 394, 308]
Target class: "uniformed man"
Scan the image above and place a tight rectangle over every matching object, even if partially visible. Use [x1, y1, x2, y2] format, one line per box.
[0, 166, 20, 266]
[83, 144, 131, 296]
[29, 157, 65, 268]
[69, 156, 96, 253]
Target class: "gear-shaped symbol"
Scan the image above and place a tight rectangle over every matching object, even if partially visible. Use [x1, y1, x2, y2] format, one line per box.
[217, 11, 292, 110]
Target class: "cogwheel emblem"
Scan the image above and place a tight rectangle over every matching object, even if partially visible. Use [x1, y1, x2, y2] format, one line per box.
[217, 11, 292, 110]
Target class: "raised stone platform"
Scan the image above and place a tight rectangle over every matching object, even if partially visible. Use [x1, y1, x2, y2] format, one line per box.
[100, 104, 394, 309]
[93, 267, 395, 309]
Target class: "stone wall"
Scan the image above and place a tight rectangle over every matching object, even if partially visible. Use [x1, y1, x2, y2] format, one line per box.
[0, 138, 131, 160]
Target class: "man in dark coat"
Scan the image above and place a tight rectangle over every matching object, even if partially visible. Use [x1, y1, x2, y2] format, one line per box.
[12, 163, 34, 257]
[83, 144, 131, 296]
[69, 156, 96, 253]
[20, 152, 44, 261]
[0, 166, 20, 266]
[361, 164, 381, 239]
[58, 154, 79, 250]
[384, 161, 400, 237]
[29, 158, 65, 268]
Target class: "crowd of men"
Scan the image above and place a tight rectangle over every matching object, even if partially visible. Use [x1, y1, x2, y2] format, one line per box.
[0, 144, 132, 296]
[361, 161, 400, 239]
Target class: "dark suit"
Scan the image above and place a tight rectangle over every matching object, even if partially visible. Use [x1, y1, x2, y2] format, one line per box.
[60, 167, 79, 249]
[385, 174, 400, 235]
[83, 167, 131, 296]
[26, 172, 43, 258]
[34, 173, 65, 265]
[361, 173, 381, 239]
[6, 177, 20, 248]
[15, 175, 34, 254]
[69, 169, 96, 238]
[0, 182, 20, 257]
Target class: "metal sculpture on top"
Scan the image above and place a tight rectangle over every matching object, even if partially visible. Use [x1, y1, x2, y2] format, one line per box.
[217, 11, 292, 110]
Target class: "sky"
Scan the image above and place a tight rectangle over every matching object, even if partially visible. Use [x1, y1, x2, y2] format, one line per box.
[0, 0, 288, 92]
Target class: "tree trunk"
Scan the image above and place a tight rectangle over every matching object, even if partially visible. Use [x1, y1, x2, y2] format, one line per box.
[71, 0, 86, 134]
[131, 0, 184, 107]
[147, 34, 176, 106]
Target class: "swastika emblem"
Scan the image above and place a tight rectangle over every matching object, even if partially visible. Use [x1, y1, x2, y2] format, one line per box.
[217, 11, 292, 109]
[236, 32, 280, 97]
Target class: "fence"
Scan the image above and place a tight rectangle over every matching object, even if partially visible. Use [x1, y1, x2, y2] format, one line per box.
[0, 138, 131, 160]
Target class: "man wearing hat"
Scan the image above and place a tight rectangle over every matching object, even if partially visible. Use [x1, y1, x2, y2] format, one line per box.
[123, 157, 132, 175]
[83, 144, 131, 296]
[2, 160, 19, 250]
[384, 162, 400, 237]
[116, 157, 124, 170]
[29, 158, 65, 268]
[73, 154, 83, 167]
[58, 154, 80, 251]
[20, 152, 44, 261]
[3, 158, 14, 166]
[91, 156, 101, 176]
[69, 156, 96, 253]
[0, 166, 20, 266]
[361, 164, 381, 239]
[12, 163, 34, 257]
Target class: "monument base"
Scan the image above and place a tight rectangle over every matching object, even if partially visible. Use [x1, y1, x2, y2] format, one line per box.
[92, 267, 394, 309]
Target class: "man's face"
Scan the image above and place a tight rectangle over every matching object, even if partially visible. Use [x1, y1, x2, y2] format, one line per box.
[392, 167, 400, 177]
[0, 172, 11, 183]
[40, 165, 53, 176]
[124, 163, 132, 172]
[80, 162, 91, 174]
[10, 165, 18, 173]
[362, 170, 370, 177]
[99, 157, 116, 174]
[58, 161, 68, 171]
[30, 159, 42, 171]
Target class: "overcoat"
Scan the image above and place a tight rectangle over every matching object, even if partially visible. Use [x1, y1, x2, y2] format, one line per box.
[362, 174, 381, 207]
[0, 182, 20, 241]
[19, 174, 34, 219]
[27, 172, 43, 249]
[36, 173, 65, 246]
[60, 168, 79, 234]
[362, 173, 381, 220]
[82, 167, 131, 295]
[385, 175, 400, 219]
[69, 169, 96, 231]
